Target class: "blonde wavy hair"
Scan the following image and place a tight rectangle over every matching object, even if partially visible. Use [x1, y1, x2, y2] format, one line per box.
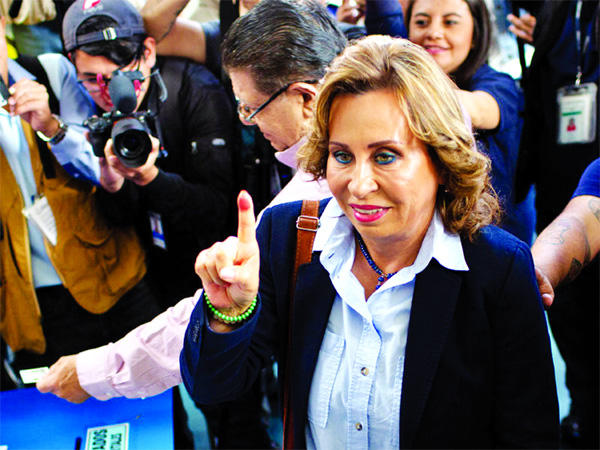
[298, 35, 499, 239]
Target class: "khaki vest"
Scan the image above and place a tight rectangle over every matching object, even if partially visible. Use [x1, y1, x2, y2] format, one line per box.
[0, 120, 147, 354]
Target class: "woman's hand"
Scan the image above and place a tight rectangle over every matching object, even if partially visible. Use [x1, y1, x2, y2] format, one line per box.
[195, 191, 260, 325]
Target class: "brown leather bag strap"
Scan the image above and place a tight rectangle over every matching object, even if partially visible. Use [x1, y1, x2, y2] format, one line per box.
[290, 199, 320, 298]
[283, 199, 320, 450]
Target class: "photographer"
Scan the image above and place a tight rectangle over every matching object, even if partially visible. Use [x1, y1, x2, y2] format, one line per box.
[0, 14, 161, 387]
[62, 0, 236, 309]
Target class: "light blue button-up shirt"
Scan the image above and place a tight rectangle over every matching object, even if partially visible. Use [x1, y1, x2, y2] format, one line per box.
[1, 56, 98, 287]
[306, 198, 469, 449]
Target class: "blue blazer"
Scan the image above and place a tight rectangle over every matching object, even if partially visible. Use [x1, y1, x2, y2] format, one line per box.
[182, 199, 559, 449]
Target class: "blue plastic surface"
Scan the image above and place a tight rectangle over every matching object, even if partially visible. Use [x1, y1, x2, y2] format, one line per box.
[0, 387, 173, 450]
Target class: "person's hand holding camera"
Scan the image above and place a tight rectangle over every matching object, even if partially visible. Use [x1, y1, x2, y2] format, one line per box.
[8, 78, 60, 138]
[99, 135, 160, 192]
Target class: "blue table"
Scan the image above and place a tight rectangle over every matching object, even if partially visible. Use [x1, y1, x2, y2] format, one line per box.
[0, 387, 173, 449]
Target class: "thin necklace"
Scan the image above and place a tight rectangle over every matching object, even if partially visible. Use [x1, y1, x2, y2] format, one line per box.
[355, 232, 398, 290]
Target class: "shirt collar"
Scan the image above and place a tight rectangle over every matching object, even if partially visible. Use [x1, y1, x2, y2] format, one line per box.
[314, 198, 468, 280]
[274, 136, 308, 169]
[8, 59, 36, 86]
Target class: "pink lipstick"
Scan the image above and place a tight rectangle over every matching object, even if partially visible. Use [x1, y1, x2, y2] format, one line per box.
[350, 204, 389, 223]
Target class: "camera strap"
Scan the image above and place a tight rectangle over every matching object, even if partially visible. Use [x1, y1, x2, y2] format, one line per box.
[16, 55, 59, 115]
[146, 82, 168, 159]
[148, 59, 187, 159]
[17, 55, 58, 179]
[34, 134, 57, 179]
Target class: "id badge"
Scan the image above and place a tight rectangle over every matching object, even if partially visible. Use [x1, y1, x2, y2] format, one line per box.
[149, 211, 167, 250]
[22, 195, 57, 246]
[557, 82, 597, 145]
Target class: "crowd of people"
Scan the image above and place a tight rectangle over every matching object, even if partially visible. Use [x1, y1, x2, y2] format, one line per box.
[1, 0, 598, 449]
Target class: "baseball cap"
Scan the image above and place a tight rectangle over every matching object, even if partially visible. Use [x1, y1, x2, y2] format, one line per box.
[63, 0, 146, 53]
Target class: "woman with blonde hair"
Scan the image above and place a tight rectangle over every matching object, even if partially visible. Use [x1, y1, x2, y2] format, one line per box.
[182, 35, 559, 449]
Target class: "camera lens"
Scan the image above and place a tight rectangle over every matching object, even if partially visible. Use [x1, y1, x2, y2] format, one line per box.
[120, 132, 144, 156]
[111, 118, 152, 168]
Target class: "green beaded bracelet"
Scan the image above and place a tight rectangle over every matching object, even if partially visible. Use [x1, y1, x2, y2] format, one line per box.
[204, 291, 258, 325]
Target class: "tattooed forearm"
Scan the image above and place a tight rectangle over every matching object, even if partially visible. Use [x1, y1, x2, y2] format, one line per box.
[142, 0, 189, 42]
[532, 194, 600, 297]
[583, 231, 592, 265]
[589, 197, 600, 223]
[157, 5, 186, 40]
[538, 218, 571, 246]
[158, 23, 175, 41]
[564, 258, 583, 284]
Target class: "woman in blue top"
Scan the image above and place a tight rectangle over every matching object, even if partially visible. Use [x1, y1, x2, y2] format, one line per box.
[405, 0, 535, 243]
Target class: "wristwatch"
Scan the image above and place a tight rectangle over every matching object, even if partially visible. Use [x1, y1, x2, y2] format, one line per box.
[36, 114, 68, 145]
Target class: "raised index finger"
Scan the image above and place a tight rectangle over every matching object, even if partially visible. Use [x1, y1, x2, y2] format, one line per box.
[237, 190, 257, 244]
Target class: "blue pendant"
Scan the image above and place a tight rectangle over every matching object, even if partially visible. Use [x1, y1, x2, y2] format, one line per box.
[356, 231, 399, 290]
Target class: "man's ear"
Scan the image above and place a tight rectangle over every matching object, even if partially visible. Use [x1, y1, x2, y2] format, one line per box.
[142, 36, 157, 69]
[289, 81, 319, 119]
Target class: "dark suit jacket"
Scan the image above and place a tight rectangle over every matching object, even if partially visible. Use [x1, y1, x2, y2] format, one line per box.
[182, 199, 559, 449]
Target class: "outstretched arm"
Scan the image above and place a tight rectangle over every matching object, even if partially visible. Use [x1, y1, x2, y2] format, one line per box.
[531, 195, 600, 308]
[456, 89, 501, 130]
[37, 295, 199, 402]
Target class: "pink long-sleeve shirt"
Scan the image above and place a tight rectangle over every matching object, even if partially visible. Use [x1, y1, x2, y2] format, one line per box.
[77, 292, 200, 399]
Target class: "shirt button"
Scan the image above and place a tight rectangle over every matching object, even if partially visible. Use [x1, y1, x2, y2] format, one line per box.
[361, 367, 369, 376]
[355, 422, 363, 431]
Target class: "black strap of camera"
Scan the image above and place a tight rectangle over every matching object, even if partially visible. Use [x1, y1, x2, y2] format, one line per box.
[16, 55, 58, 179]
[145, 66, 174, 159]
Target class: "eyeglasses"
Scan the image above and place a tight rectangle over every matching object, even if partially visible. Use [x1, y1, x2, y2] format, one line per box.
[77, 60, 143, 95]
[236, 79, 318, 124]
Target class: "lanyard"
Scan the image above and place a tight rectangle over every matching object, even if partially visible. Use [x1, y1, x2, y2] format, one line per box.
[574, 0, 591, 86]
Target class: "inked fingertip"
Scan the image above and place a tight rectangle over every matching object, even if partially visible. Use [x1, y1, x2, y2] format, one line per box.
[238, 191, 251, 211]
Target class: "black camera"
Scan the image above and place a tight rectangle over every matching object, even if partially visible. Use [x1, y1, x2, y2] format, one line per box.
[84, 69, 167, 168]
